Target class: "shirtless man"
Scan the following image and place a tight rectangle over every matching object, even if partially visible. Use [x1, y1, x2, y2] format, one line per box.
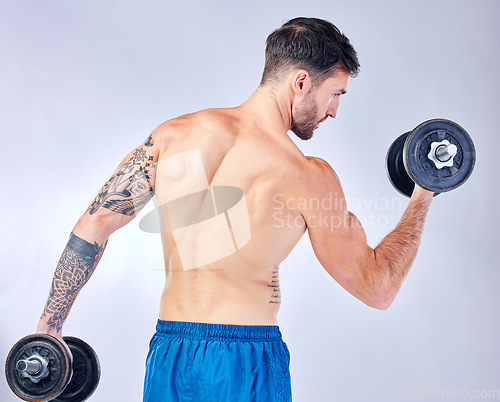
[36, 17, 434, 401]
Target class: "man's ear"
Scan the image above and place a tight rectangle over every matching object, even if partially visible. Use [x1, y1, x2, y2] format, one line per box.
[290, 69, 311, 96]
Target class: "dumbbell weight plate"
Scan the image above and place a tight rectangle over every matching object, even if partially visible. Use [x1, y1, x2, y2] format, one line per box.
[386, 131, 416, 197]
[53, 337, 100, 402]
[5, 334, 71, 402]
[403, 119, 475, 193]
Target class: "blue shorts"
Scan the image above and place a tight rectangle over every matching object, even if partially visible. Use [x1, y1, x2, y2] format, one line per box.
[143, 320, 292, 402]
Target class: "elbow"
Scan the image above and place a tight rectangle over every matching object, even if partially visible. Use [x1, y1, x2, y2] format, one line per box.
[361, 282, 399, 310]
[367, 294, 395, 310]
[73, 211, 116, 241]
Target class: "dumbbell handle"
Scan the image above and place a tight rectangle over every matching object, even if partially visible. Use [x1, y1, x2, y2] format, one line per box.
[16, 359, 42, 375]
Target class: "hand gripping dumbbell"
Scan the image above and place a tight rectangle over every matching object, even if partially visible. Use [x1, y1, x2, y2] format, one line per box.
[386, 118, 476, 197]
[5, 334, 100, 401]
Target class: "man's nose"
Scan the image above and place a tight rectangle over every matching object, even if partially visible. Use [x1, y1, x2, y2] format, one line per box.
[327, 100, 339, 119]
[327, 106, 338, 119]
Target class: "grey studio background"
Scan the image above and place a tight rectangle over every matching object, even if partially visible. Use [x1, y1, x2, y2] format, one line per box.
[1, 0, 499, 401]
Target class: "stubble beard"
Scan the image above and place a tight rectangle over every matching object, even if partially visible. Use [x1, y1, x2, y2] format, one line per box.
[290, 94, 321, 141]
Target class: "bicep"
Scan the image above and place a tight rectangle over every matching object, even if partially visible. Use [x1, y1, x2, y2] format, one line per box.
[304, 159, 377, 304]
[308, 210, 375, 293]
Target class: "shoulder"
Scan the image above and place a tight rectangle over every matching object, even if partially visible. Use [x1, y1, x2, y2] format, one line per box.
[153, 108, 238, 142]
[149, 108, 240, 160]
[299, 156, 346, 214]
[305, 156, 342, 190]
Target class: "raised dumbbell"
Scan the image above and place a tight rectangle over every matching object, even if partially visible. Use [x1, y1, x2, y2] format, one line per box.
[386, 118, 476, 197]
[5, 334, 100, 401]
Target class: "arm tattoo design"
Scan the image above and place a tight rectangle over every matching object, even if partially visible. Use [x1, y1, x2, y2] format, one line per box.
[268, 265, 281, 304]
[86, 143, 156, 217]
[143, 133, 154, 147]
[41, 233, 107, 332]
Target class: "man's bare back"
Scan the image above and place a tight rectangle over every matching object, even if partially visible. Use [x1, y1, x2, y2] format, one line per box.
[154, 107, 312, 325]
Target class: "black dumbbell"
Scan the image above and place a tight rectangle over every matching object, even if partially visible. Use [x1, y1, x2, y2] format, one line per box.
[386, 118, 476, 197]
[5, 334, 100, 402]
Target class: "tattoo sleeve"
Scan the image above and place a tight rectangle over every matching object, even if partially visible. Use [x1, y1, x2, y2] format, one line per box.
[40, 232, 107, 333]
[39, 135, 158, 333]
[86, 139, 157, 217]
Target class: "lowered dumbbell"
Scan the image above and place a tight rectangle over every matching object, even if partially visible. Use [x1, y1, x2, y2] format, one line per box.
[386, 118, 476, 197]
[5, 334, 100, 402]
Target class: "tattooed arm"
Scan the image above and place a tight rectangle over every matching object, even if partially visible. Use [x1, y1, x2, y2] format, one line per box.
[37, 131, 163, 339]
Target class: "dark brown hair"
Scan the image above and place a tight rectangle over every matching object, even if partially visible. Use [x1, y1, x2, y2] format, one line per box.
[261, 17, 360, 85]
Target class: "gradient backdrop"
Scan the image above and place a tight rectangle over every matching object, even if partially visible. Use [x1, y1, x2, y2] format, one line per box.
[1, 0, 499, 401]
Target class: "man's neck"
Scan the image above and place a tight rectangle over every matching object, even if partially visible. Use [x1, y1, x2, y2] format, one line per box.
[238, 85, 293, 139]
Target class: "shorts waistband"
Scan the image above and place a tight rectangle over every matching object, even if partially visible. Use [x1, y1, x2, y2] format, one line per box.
[155, 319, 283, 342]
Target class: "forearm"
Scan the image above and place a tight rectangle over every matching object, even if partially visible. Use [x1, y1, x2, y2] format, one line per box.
[37, 230, 107, 337]
[372, 186, 434, 305]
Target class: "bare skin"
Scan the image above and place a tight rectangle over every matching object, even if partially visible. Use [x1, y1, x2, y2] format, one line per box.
[37, 69, 433, 349]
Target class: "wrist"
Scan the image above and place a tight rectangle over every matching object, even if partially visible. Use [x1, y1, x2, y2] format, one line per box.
[412, 185, 434, 201]
[36, 319, 61, 338]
